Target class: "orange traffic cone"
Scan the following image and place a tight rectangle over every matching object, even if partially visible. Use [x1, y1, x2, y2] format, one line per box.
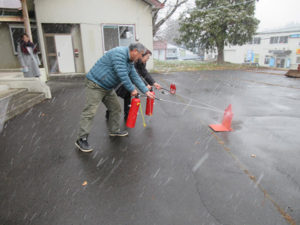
[209, 104, 233, 132]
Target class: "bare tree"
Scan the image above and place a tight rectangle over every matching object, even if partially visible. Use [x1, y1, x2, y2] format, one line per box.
[160, 19, 180, 44]
[152, 0, 188, 37]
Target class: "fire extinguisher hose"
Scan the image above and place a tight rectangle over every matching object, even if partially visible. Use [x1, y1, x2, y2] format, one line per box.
[139, 104, 147, 127]
[161, 87, 171, 93]
[140, 94, 222, 113]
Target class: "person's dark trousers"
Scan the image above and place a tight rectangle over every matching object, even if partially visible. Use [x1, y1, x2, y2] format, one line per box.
[106, 89, 131, 121]
[123, 93, 131, 120]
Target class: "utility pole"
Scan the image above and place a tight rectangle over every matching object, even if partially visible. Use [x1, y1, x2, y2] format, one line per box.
[21, 0, 32, 41]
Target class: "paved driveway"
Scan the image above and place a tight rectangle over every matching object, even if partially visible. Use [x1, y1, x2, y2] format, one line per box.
[0, 70, 299, 225]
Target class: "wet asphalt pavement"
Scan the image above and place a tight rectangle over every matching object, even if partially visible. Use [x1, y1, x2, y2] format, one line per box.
[0, 70, 300, 225]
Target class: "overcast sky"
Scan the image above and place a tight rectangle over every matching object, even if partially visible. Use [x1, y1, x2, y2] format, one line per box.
[255, 0, 300, 31]
[162, 0, 300, 32]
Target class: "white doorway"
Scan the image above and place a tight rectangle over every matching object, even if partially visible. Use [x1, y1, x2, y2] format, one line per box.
[54, 35, 75, 73]
[159, 50, 166, 61]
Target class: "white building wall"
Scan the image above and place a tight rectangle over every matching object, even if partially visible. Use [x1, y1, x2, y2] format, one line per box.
[153, 50, 166, 61]
[224, 30, 300, 69]
[34, 0, 154, 72]
[204, 50, 218, 61]
[80, 24, 103, 72]
[288, 37, 300, 69]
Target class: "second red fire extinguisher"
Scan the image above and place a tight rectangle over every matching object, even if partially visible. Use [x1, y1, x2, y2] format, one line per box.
[146, 89, 155, 116]
[126, 95, 141, 128]
[170, 83, 176, 94]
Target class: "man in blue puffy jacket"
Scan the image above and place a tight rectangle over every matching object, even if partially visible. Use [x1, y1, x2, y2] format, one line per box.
[75, 43, 154, 152]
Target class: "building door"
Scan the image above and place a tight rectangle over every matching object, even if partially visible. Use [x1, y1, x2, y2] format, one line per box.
[280, 58, 285, 68]
[54, 35, 75, 73]
[159, 50, 165, 60]
[286, 58, 291, 68]
[153, 50, 159, 60]
[276, 58, 285, 68]
[269, 57, 275, 67]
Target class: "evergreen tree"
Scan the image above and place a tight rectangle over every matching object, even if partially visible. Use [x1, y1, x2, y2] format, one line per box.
[176, 0, 259, 63]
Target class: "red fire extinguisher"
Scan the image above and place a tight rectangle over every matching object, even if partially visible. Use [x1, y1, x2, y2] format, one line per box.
[170, 83, 176, 94]
[126, 95, 141, 128]
[146, 89, 155, 116]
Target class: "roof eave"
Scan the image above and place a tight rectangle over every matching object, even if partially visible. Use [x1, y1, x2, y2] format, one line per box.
[142, 0, 164, 9]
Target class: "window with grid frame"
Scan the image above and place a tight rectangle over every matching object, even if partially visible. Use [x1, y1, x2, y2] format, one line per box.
[253, 37, 261, 44]
[270, 37, 275, 44]
[279, 36, 288, 43]
[270, 36, 288, 44]
[270, 36, 279, 44]
[102, 25, 135, 52]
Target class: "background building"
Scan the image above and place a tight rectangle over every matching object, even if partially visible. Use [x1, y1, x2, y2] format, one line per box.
[0, 0, 37, 70]
[224, 27, 300, 69]
[0, 0, 163, 76]
[153, 41, 200, 61]
[153, 40, 167, 61]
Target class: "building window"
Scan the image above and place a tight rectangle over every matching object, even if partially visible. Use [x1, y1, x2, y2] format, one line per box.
[264, 56, 270, 64]
[270, 36, 288, 44]
[102, 25, 135, 52]
[167, 49, 176, 54]
[253, 37, 261, 44]
[9, 24, 39, 55]
[279, 36, 288, 43]
[119, 26, 134, 46]
[270, 36, 279, 44]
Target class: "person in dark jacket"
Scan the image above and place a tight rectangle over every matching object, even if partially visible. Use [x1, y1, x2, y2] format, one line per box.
[75, 43, 155, 153]
[135, 49, 161, 90]
[106, 50, 161, 121]
[17, 33, 41, 77]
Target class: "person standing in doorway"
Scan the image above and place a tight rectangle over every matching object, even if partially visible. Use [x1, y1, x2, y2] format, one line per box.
[17, 33, 41, 77]
[76, 43, 155, 153]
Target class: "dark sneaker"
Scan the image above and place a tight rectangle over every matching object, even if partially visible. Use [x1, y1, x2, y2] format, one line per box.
[109, 130, 128, 137]
[75, 137, 93, 152]
[105, 110, 109, 120]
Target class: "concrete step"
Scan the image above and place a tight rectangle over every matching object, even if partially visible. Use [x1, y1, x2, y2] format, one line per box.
[0, 89, 45, 122]
[49, 73, 85, 80]
[0, 85, 9, 92]
[0, 71, 23, 79]
[5, 92, 46, 121]
[0, 88, 28, 100]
